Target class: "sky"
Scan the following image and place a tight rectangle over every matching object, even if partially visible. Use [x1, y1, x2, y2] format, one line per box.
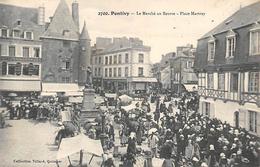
[0, 0, 259, 63]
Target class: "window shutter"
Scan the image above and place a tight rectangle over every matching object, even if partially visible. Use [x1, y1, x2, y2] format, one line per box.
[210, 103, 215, 119]
[257, 112, 260, 136]
[239, 109, 247, 130]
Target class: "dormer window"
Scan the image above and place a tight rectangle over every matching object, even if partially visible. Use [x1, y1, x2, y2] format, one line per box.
[208, 36, 216, 61]
[226, 30, 236, 58]
[24, 31, 33, 40]
[250, 22, 260, 56]
[1, 29, 8, 37]
[13, 29, 20, 38]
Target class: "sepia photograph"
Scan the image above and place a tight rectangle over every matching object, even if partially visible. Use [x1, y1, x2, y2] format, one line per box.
[0, 0, 259, 166]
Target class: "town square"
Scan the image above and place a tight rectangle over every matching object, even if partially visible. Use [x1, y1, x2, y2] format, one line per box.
[0, 0, 259, 167]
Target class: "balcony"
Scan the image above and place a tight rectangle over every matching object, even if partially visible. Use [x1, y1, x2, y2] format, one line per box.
[198, 87, 260, 107]
[241, 92, 260, 107]
[198, 87, 227, 99]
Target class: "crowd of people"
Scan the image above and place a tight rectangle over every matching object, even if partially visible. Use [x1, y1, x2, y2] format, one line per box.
[101, 92, 260, 167]
[1, 91, 260, 167]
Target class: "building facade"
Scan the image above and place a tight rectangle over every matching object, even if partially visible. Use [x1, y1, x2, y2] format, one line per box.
[194, 2, 260, 136]
[0, 0, 91, 96]
[170, 44, 198, 93]
[41, 0, 90, 86]
[0, 4, 45, 96]
[92, 37, 156, 94]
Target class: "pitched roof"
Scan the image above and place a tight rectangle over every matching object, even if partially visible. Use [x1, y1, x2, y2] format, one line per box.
[0, 3, 44, 40]
[201, 1, 260, 39]
[42, 0, 79, 40]
[80, 21, 90, 40]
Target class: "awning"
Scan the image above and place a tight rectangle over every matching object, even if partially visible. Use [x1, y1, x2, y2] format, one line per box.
[42, 83, 80, 92]
[0, 80, 41, 92]
[128, 77, 157, 82]
[105, 93, 117, 98]
[65, 91, 83, 96]
[40, 92, 57, 96]
[183, 84, 198, 92]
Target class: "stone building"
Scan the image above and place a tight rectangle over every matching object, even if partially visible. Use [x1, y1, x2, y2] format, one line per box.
[194, 2, 260, 136]
[0, 3, 45, 96]
[92, 37, 157, 95]
[41, 0, 91, 87]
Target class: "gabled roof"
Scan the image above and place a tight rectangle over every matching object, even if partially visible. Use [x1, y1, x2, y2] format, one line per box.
[42, 0, 79, 40]
[0, 3, 44, 40]
[201, 1, 260, 39]
[80, 21, 90, 40]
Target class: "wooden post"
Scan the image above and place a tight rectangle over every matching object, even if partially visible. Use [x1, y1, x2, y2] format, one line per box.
[79, 150, 83, 166]
[67, 156, 72, 166]
[89, 155, 94, 164]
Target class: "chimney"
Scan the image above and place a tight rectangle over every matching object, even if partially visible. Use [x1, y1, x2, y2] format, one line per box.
[38, 5, 45, 25]
[72, 0, 79, 31]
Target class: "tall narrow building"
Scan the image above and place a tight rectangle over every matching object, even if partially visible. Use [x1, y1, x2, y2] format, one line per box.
[79, 21, 91, 85]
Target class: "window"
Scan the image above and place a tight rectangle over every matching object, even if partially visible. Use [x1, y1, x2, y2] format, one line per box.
[198, 73, 206, 88]
[109, 56, 112, 65]
[208, 42, 215, 60]
[186, 61, 193, 68]
[138, 53, 144, 63]
[8, 64, 15, 75]
[28, 63, 34, 75]
[22, 64, 29, 75]
[105, 57, 108, 65]
[94, 57, 97, 64]
[33, 47, 40, 58]
[33, 65, 39, 76]
[25, 31, 33, 40]
[94, 68, 97, 76]
[98, 57, 101, 64]
[65, 61, 70, 70]
[109, 68, 112, 77]
[63, 40, 71, 48]
[118, 54, 122, 64]
[125, 67, 129, 77]
[9, 46, 15, 57]
[105, 68, 108, 77]
[230, 73, 238, 92]
[248, 110, 257, 133]
[138, 67, 144, 77]
[1, 29, 8, 37]
[226, 37, 235, 58]
[250, 30, 260, 55]
[113, 67, 117, 77]
[62, 77, 70, 83]
[118, 67, 121, 77]
[98, 68, 101, 76]
[2, 62, 7, 75]
[248, 72, 259, 92]
[23, 47, 29, 57]
[15, 62, 22, 75]
[218, 73, 225, 90]
[13, 29, 20, 38]
[113, 55, 117, 64]
[207, 73, 214, 89]
[125, 53, 129, 63]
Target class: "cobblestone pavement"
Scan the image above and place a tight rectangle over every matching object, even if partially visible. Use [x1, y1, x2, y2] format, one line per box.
[0, 119, 102, 167]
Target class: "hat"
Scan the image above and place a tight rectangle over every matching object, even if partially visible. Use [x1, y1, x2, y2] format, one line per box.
[220, 153, 226, 158]
[108, 154, 113, 159]
[192, 157, 199, 162]
[201, 162, 208, 167]
[237, 150, 242, 155]
[234, 138, 239, 141]
[209, 145, 215, 150]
